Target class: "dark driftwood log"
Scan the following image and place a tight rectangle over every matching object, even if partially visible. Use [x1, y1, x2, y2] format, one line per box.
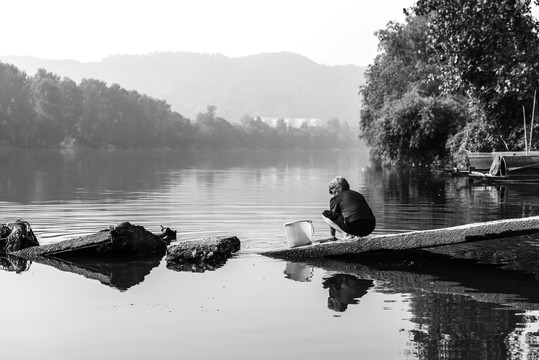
[166, 236, 240, 272]
[1, 219, 39, 252]
[14, 222, 167, 259]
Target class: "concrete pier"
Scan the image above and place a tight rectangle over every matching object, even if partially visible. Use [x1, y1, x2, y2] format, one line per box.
[261, 216, 539, 261]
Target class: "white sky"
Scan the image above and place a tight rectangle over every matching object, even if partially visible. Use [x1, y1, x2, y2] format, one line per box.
[0, 0, 418, 66]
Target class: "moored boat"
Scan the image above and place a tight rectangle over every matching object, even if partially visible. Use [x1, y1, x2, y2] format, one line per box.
[467, 151, 495, 172]
[467, 153, 539, 183]
[453, 151, 538, 176]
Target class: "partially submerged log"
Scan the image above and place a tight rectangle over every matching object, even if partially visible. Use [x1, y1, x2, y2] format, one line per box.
[166, 236, 240, 272]
[14, 222, 167, 260]
[261, 216, 539, 261]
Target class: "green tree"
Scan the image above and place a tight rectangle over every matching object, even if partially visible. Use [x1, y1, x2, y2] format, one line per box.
[31, 69, 64, 146]
[0, 62, 35, 146]
[195, 106, 240, 148]
[143, 96, 171, 146]
[162, 112, 194, 148]
[373, 89, 467, 164]
[59, 77, 83, 139]
[412, 0, 539, 150]
[360, 14, 466, 165]
[276, 118, 287, 134]
[79, 78, 112, 146]
[412, 0, 539, 99]
[239, 115, 276, 148]
[324, 118, 355, 147]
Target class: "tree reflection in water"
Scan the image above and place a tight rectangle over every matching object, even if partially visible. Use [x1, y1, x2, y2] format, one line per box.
[301, 244, 539, 359]
[409, 296, 538, 359]
[506, 310, 539, 359]
[409, 292, 518, 359]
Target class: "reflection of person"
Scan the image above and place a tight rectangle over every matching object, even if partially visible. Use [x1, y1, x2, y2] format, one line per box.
[322, 176, 375, 240]
[322, 274, 373, 312]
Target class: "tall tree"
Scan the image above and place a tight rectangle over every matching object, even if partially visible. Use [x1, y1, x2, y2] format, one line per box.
[31, 69, 64, 146]
[360, 14, 467, 165]
[412, 0, 539, 149]
[239, 115, 276, 148]
[0, 62, 34, 146]
[59, 77, 83, 139]
[413, 0, 539, 99]
[79, 78, 112, 146]
[195, 106, 240, 148]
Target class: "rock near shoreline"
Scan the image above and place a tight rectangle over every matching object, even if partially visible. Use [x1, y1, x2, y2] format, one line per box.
[166, 236, 241, 272]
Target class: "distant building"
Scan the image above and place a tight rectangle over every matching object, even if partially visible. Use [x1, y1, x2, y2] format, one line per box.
[259, 117, 327, 128]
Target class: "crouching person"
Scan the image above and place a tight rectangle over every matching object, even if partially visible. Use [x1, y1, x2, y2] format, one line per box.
[322, 176, 375, 240]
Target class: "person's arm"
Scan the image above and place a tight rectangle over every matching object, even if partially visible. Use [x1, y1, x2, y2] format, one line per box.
[323, 197, 341, 222]
[329, 196, 339, 213]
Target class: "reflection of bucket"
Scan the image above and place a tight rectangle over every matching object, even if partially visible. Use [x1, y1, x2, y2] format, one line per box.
[284, 220, 314, 248]
[284, 262, 313, 282]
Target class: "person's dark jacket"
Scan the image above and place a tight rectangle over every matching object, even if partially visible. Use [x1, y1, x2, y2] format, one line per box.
[327, 190, 375, 223]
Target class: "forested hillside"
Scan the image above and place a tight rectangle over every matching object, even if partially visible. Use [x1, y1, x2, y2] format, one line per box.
[360, 0, 539, 166]
[0, 62, 355, 149]
[1, 52, 365, 125]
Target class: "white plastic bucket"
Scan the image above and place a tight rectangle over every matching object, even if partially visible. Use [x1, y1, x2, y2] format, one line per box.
[284, 220, 314, 248]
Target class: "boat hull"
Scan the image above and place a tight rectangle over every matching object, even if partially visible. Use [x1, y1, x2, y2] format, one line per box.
[465, 152, 539, 183]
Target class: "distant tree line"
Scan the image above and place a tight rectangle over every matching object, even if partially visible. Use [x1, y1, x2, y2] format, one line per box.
[360, 0, 539, 166]
[0, 62, 354, 149]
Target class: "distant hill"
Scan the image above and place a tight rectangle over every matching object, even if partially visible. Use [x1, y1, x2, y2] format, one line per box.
[0, 52, 366, 124]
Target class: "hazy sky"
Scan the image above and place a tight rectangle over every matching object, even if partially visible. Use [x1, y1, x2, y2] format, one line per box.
[1, 0, 417, 66]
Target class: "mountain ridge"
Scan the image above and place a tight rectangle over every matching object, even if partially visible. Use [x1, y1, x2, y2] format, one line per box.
[0, 52, 366, 124]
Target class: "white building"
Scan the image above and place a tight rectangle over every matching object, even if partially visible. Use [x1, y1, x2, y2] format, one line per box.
[259, 117, 326, 128]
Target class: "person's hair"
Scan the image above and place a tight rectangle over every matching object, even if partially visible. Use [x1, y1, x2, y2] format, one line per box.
[328, 176, 350, 195]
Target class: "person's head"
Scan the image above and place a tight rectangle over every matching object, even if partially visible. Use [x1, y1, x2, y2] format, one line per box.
[328, 176, 350, 195]
[327, 297, 347, 312]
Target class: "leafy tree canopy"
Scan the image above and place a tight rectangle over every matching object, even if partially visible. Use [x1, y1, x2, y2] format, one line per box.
[360, 0, 539, 166]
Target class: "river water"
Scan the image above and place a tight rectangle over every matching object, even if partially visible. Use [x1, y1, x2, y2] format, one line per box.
[1, 148, 538, 359]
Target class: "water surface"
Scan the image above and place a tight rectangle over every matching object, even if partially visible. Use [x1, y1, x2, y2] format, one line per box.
[1, 149, 538, 359]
